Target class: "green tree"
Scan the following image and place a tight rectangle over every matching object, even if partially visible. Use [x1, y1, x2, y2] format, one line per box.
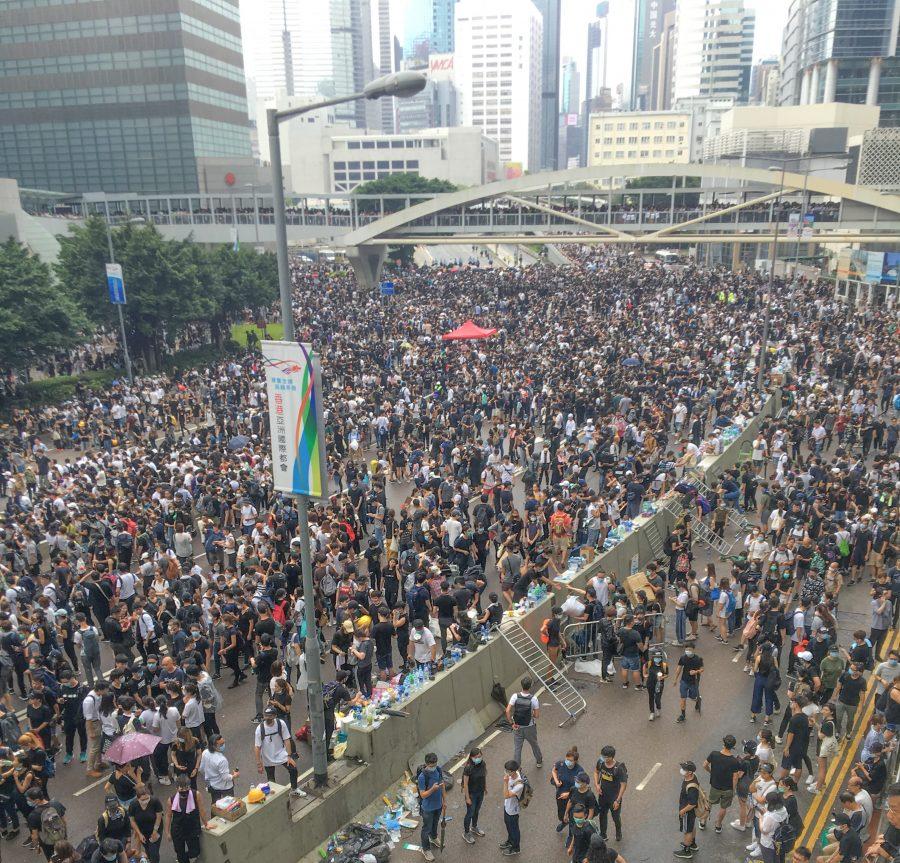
[56, 217, 210, 371]
[0, 239, 86, 373]
[354, 173, 459, 214]
[206, 245, 278, 345]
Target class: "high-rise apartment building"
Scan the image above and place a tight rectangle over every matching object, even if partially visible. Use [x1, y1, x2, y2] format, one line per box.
[778, 0, 899, 127]
[0, 0, 251, 194]
[455, 0, 542, 171]
[672, 0, 755, 104]
[404, 0, 457, 61]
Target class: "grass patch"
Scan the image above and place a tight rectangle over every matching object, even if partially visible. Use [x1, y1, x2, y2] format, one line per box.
[231, 322, 284, 346]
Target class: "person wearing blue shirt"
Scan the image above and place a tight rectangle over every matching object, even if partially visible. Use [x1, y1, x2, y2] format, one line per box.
[417, 752, 445, 861]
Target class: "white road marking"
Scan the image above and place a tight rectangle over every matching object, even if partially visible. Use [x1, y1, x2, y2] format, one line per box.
[732, 652, 741, 663]
[635, 762, 663, 791]
[73, 774, 110, 796]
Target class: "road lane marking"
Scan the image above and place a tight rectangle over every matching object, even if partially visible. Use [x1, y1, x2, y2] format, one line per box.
[732, 653, 741, 663]
[635, 762, 662, 791]
[74, 774, 110, 796]
[450, 726, 504, 774]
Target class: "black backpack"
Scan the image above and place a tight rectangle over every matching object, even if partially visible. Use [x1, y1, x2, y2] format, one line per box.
[772, 820, 796, 854]
[511, 693, 533, 726]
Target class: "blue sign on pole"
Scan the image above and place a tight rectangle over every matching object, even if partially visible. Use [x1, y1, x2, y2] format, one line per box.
[106, 263, 126, 304]
[379, 280, 395, 296]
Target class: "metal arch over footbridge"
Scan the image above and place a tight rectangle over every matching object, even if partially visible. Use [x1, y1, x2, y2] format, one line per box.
[340, 163, 900, 286]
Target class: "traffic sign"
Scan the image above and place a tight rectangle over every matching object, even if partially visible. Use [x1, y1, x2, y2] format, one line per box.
[380, 280, 395, 296]
[106, 263, 126, 304]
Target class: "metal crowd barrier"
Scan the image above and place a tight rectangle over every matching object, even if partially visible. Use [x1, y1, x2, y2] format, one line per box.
[562, 611, 668, 661]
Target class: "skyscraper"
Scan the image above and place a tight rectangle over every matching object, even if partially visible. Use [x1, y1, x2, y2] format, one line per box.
[650, 9, 676, 109]
[330, 0, 371, 127]
[404, 0, 434, 63]
[432, 0, 457, 53]
[672, 0, 755, 104]
[0, 0, 251, 194]
[582, 3, 610, 165]
[561, 58, 581, 117]
[455, 0, 542, 171]
[531, 0, 560, 170]
[631, 0, 675, 109]
[750, 59, 780, 106]
[779, 0, 898, 126]
[378, 0, 395, 132]
[240, 0, 332, 104]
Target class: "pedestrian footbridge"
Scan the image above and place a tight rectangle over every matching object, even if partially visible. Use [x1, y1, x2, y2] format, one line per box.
[5, 164, 900, 286]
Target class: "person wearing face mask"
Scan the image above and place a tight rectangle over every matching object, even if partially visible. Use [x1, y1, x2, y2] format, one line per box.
[594, 745, 627, 843]
[127, 783, 163, 863]
[461, 747, 487, 844]
[818, 644, 845, 706]
[833, 663, 867, 740]
[89, 837, 127, 863]
[674, 645, 704, 723]
[198, 735, 237, 804]
[675, 761, 700, 859]
[644, 649, 668, 721]
[552, 747, 581, 834]
[164, 773, 209, 863]
[566, 803, 597, 860]
[253, 706, 304, 797]
[820, 812, 862, 863]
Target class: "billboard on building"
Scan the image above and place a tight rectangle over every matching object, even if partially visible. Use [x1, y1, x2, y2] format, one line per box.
[504, 162, 524, 179]
[883, 252, 900, 285]
[836, 249, 867, 281]
[429, 53, 455, 81]
[262, 340, 327, 499]
[865, 251, 885, 284]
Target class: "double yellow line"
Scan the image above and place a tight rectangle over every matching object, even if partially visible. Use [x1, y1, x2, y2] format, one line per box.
[797, 628, 900, 850]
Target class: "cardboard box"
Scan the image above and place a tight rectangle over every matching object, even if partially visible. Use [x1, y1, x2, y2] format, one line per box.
[212, 799, 247, 822]
[580, 545, 596, 563]
[623, 572, 655, 607]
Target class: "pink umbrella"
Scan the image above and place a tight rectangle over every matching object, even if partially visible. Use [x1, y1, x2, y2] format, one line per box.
[105, 732, 160, 765]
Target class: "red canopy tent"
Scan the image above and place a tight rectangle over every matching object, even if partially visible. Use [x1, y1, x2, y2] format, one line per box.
[441, 320, 498, 341]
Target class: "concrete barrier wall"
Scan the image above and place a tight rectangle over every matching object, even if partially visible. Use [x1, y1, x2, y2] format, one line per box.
[199, 391, 782, 863]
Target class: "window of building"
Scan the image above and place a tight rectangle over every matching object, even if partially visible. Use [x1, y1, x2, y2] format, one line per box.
[391, 160, 404, 168]
[362, 141, 375, 149]
[377, 160, 389, 169]
[348, 161, 360, 169]
[348, 141, 360, 149]
[406, 160, 419, 169]
[334, 161, 346, 169]
[377, 140, 389, 148]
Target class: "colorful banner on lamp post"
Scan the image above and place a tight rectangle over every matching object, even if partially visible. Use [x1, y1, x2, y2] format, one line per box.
[262, 340, 327, 499]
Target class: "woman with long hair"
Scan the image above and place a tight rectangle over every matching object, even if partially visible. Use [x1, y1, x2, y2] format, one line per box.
[170, 728, 199, 790]
[461, 747, 487, 844]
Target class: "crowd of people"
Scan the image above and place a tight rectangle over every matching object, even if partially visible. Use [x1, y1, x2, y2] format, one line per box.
[0, 246, 896, 863]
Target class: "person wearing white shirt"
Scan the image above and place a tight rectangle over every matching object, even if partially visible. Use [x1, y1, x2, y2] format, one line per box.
[254, 707, 304, 796]
[199, 735, 236, 802]
[757, 793, 788, 860]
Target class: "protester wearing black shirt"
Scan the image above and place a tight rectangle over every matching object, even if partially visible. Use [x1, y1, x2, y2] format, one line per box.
[702, 736, 743, 830]
[462, 747, 487, 842]
[128, 785, 164, 863]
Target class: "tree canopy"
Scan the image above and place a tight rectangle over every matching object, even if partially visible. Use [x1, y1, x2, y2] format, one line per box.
[54, 217, 277, 371]
[0, 239, 86, 372]
[353, 173, 459, 197]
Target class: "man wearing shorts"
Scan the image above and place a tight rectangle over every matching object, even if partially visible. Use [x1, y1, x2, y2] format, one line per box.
[675, 647, 704, 723]
[779, 696, 811, 781]
[618, 616, 646, 690]
[548, 506, 573, 567]
[676, 761, 700, 859]
[700, 735, 743, 833]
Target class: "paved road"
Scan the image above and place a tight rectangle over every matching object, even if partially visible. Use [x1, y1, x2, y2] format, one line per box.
[403, 575, 875, 863]
[3, 439, 875, 863]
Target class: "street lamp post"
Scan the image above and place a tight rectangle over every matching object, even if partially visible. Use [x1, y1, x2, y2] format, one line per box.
[757, 160, 787, 392]
[267, 70, 426, 788]
[102, 198, 134, 386]
[244, 182, 260, 246]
